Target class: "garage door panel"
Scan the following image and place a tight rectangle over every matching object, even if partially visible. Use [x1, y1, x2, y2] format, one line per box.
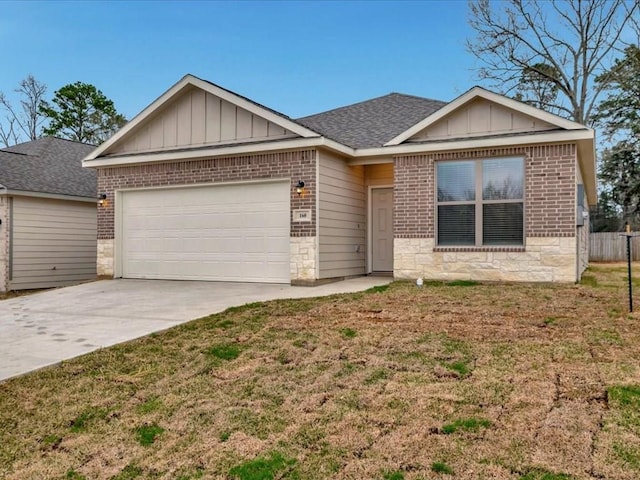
[10, 197, 97, 290]
[120, 182, 290, 283]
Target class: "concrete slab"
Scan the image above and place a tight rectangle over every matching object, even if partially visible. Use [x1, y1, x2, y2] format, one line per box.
[0, 276, 391, 382]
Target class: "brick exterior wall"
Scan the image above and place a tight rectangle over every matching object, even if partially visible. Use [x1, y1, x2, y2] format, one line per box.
[394, 144, 577, 239]
[96, 149, 316, 240]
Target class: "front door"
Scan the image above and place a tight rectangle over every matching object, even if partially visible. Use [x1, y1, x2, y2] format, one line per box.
[371, 188, 393, 272]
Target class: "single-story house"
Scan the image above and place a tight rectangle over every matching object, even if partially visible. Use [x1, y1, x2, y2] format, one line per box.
[82, 74, 595, 284]
[0, 137, 97, 291]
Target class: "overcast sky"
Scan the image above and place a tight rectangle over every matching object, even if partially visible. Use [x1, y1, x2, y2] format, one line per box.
[1, 1, 479, 120]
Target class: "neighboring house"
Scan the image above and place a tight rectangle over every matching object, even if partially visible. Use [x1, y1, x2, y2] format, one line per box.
[0, 137, 97, 291]
[82, 74, 595, 284]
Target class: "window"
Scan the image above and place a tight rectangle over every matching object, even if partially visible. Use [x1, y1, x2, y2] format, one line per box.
[437, 157, 524, 246]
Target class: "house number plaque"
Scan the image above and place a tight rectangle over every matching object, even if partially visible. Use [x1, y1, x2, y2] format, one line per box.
[292, 209, 311, 222]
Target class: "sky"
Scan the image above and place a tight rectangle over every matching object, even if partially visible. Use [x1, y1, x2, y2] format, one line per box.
[0, 0, 477, 121]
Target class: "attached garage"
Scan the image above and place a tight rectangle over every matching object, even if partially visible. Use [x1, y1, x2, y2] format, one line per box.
[117, 181, 290, 283]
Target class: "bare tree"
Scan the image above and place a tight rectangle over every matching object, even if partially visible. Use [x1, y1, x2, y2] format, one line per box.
[0, 75, 47, 147]
[467, 0, 639, 125]
[0, 115, 19, 147]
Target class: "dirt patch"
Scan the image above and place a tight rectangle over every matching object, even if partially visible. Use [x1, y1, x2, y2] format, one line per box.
[0, 288, 48, 301]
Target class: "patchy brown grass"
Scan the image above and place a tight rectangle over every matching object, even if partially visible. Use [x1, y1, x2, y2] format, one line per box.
[2, 264, 640, 479]
[0, 288, 48, 301]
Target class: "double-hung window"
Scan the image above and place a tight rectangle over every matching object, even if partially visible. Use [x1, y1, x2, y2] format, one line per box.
[436, 157, 524, 246]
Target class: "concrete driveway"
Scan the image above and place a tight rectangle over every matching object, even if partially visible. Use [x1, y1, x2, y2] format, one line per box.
[0, 276, 391, 382]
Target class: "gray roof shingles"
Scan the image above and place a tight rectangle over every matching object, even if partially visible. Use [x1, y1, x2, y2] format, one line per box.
[0, 137, 96, 198]
[199, 74, 447, 149]
[295, 92, 447, 149]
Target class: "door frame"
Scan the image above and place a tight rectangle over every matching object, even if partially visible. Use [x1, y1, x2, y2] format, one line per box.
[367, 185, 394, 273]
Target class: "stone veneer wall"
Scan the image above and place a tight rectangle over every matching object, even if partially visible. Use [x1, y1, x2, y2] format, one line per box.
[394, 237, 576, 282]
[290, 236, 317, 281]
[0, 197, 9, 292]
[394, 144, 578, 283]
[97, 239, 114, 277]
[96, 149, 316, 280]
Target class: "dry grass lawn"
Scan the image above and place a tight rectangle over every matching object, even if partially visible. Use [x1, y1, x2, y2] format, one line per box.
[0, 288, 46, 301]
[2, 264, 640, 479]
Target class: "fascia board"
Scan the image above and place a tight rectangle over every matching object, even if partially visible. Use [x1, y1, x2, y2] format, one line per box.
[576, 138, 597, 205]
[318, 138, 356, 156]
[83, 136, 356, 169]
[360, 128, 594, 158]
[384, 87, 587, 146]
[4, 190, 97, 203]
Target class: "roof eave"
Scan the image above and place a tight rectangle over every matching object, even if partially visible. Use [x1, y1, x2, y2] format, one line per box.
[0, 189, 97, 203]
[355, 128, 597, 204]
[83, 136, 355, 168]
[354, 128, 592, 157]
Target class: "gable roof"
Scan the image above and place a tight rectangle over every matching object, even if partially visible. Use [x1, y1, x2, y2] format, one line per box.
[384, 86, 589, 146]
[85, 74, 321, 161]
[296, 93, 446, 149]
[81, 75, 595, 204]
[0, 137, 96, 198]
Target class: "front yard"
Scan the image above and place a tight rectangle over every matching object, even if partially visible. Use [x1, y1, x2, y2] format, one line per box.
[2, 265, 640, 479]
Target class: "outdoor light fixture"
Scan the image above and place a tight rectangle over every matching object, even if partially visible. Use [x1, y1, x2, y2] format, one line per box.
[98, 193, 108, 207]
[296, 180, 305, 196]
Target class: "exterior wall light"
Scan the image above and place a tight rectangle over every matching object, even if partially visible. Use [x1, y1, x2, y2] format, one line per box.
[98, 193, 108, 207]
[296, 180, 305, 196]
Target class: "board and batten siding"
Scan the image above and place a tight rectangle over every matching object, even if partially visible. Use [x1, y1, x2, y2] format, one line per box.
[108, 86, 296, 155]
[318, 151, 366, 278]
[409, 98, 556, 141]
[9, 196, 97, 290]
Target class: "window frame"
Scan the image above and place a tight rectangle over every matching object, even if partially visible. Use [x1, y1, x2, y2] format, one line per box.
[435, 156, 525, 247]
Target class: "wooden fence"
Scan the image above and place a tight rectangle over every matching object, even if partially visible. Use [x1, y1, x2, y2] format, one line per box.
[589, 232, 640, 262]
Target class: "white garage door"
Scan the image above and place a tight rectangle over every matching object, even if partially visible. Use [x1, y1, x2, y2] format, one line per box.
[120, 181, 290, 283]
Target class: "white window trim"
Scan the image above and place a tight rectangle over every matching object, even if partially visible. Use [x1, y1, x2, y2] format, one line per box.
[435, 157, 526, 247]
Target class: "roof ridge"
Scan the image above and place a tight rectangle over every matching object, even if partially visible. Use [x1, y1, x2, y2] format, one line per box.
[387, 91, 447, 104]
[0, 149, 28, 156]
[296, 93, 397, 120]
[296, 92, 446, 121]
[47, 136, 98, 147]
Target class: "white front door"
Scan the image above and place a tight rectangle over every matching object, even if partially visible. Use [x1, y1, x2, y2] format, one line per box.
[371, 188, 393, 272]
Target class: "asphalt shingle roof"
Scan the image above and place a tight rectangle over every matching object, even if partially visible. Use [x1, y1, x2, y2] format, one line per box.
[0, 137, 96, 198]
[295, 92, 447, 149]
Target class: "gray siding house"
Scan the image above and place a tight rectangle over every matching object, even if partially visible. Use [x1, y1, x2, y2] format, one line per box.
[0, 137, 97, 291]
